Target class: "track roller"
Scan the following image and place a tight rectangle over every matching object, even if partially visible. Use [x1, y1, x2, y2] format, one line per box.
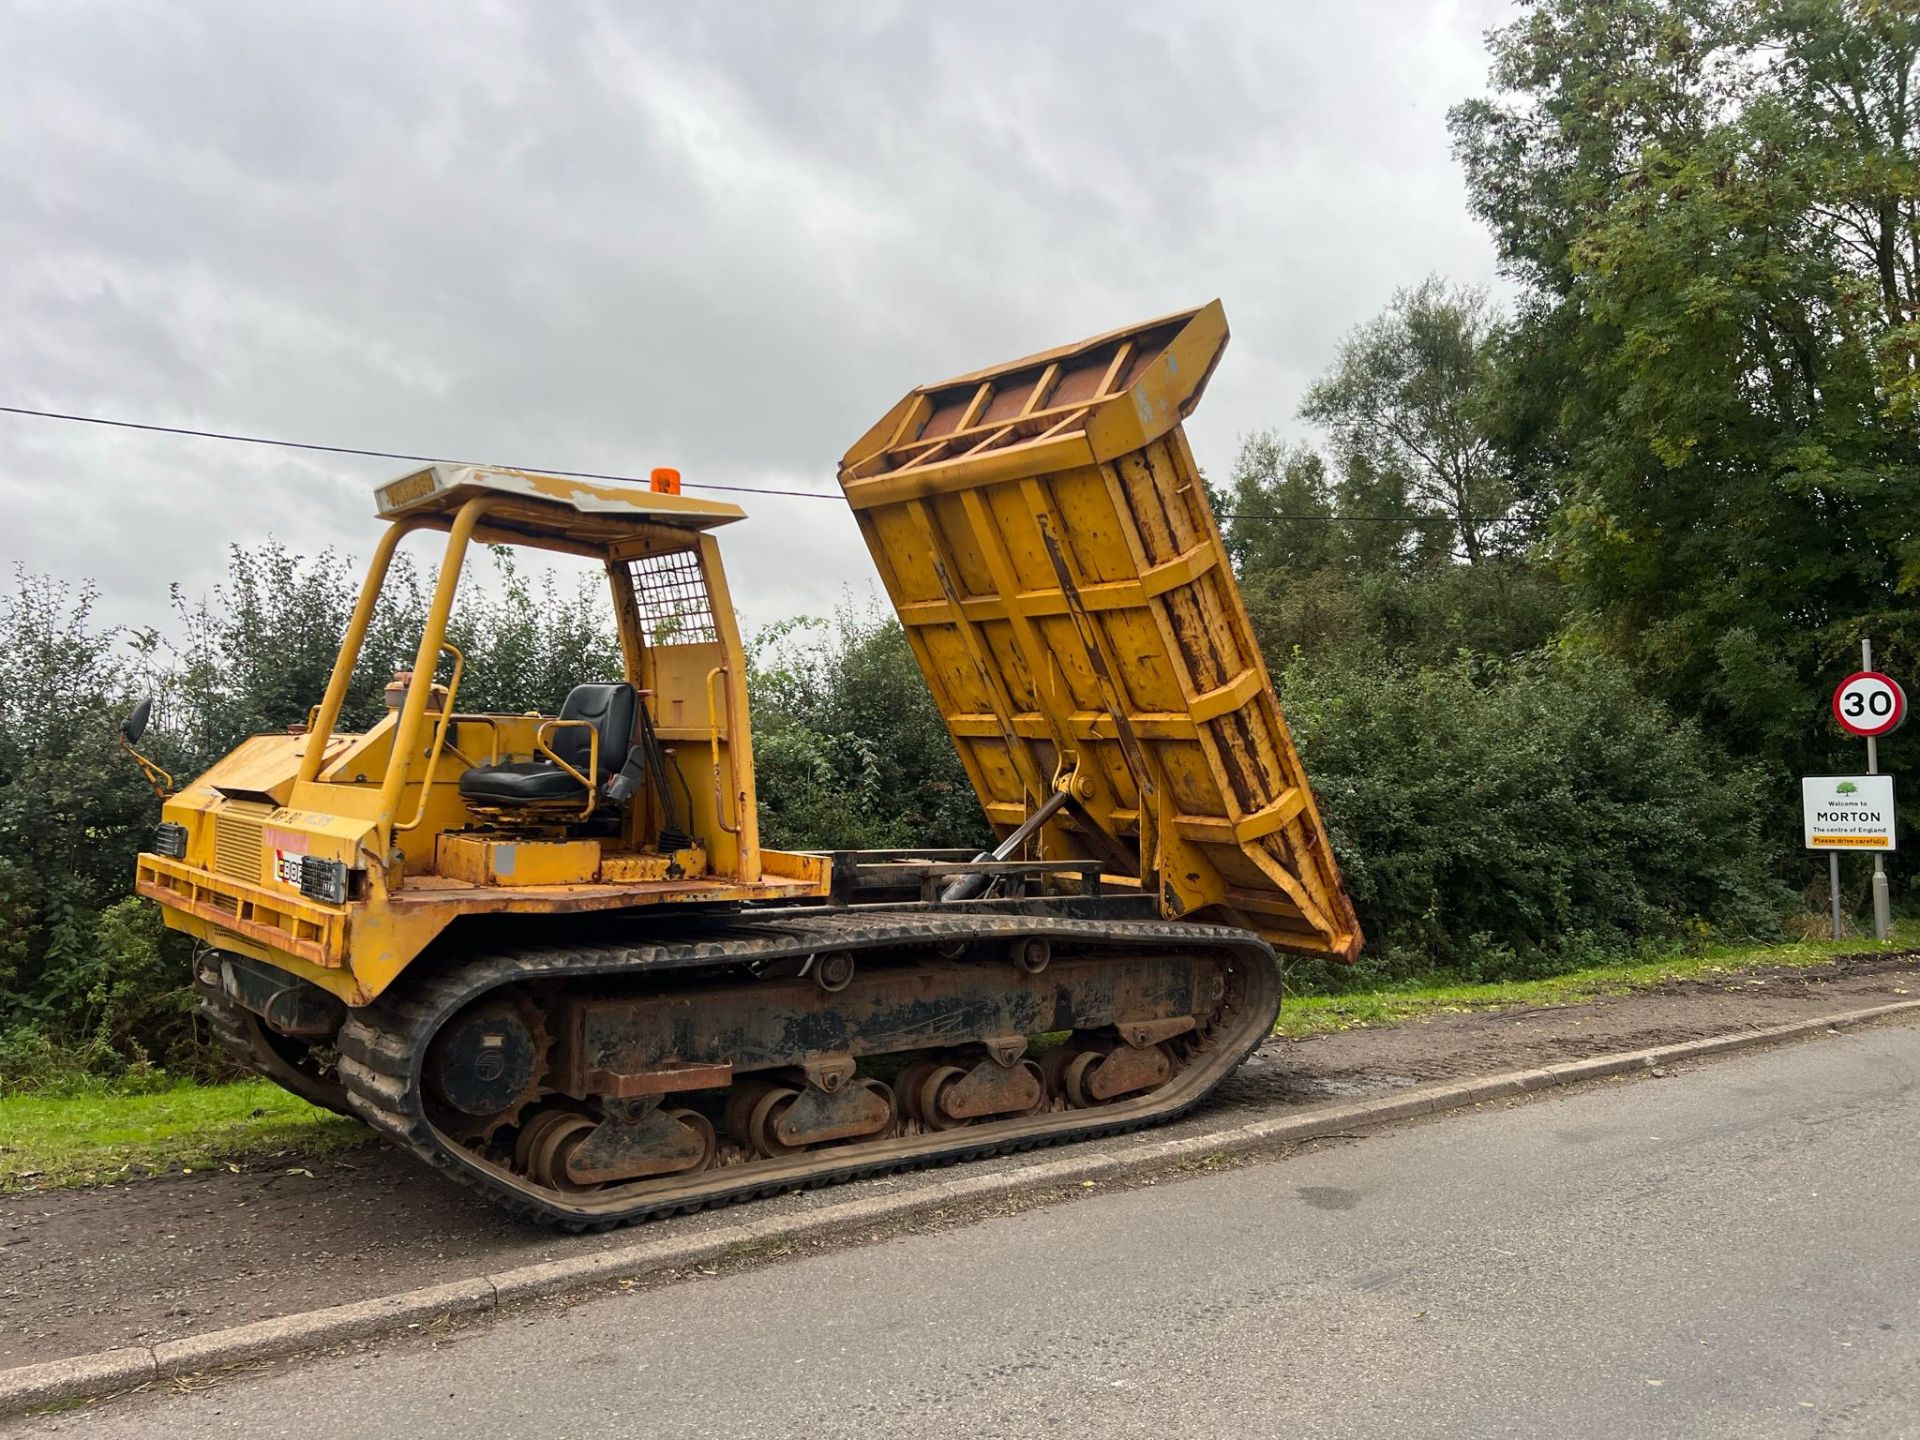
[517, 1104, 718, 1187]
[729, 1075, 894, 1156]
[1059, 1041, 1175, 1108]
[905, 1054, 1048, 1128]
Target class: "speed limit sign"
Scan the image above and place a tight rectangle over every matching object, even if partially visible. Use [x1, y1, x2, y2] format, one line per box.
[1833, 670, 1907, 737]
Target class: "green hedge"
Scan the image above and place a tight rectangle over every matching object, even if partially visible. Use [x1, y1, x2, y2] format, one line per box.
[1283, 649, 1791, 986]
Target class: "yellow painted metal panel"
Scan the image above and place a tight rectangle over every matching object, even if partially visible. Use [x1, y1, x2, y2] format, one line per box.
[137, 855, 351, 975]
[375, 464, 744, 531]
[212, 805, 269, 883]
[599, 846, 709, 883]
[436, 833, 602, 887]
[839, 303, 1361, 962]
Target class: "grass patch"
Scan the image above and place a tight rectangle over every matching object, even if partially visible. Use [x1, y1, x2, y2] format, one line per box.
[1277, 923, 1920, 1038]
[0, 1078, 363, 1192]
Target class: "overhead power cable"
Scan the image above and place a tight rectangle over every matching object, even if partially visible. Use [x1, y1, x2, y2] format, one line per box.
[0, 404, 837, 501]
[1217, 511, 1501, 525]
[0, 402, 1510, 524]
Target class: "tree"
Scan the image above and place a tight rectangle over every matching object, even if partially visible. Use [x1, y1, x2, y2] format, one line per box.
[1219, 432, 1340, 578]
[443, 549, 624, 715]
[1222, 338, 1566, 669]
[0, 570, 195, 1081]
[169, 543, 381, 763]
[1450, 0, 1920, 763]
[1301, 277, 1521, 563]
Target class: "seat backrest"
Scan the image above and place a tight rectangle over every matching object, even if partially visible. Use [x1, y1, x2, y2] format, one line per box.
[553, 683, 637, 779]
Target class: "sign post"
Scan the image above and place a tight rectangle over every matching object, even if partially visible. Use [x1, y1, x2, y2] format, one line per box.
[1864, 641, 1894, 943]
[1829, 648, 1905, 942]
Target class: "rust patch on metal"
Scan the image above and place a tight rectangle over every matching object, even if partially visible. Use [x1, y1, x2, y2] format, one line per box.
[583, 1061, 733, 1099]
[1084, 1042, 1173, 1102]
[551, 951, 1214, 1086]
[939, 1055, 1045, 1120]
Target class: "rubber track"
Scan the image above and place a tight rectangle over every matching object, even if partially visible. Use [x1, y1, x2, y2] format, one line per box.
[199, 988, 356, 1118]
[334, 911, 1281, 1231]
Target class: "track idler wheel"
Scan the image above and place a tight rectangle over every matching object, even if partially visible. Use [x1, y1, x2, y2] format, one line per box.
[1010, 937, 1051, 974]
[515, 1109, 575, 1173]
[895, 1061, 941, 1125]
[746, 1085, 801, 1158]
[813, 951, 856, 993]
[1037, 1044, 1083, 1099]
[910, 1065, 970, 1132]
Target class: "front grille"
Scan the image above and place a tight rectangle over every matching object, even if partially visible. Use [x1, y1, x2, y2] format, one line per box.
[212, 806, 269, 882]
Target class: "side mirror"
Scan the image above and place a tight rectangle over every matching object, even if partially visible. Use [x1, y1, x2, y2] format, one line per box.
[121, 696, 153, 744]
[117, 696, 173, 800]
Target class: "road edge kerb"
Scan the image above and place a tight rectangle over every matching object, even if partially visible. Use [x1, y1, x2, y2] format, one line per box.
[7, 995, 1918, 1417]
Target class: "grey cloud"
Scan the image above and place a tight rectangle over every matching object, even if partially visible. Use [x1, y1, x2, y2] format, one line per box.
[0, 0, 1511, 640]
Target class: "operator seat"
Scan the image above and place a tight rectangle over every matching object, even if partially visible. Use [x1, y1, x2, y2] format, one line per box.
[458, 682, 637, 807]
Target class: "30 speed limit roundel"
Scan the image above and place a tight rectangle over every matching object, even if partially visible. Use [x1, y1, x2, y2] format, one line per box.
[1832, 670, 1907, 737]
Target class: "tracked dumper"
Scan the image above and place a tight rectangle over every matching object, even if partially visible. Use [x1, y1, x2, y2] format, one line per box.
[126, 302, 1360, 1228]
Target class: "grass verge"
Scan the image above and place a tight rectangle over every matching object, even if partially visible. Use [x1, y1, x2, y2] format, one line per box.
[1277, 923, 1920, 1038]
[0, 1079, 362, 1192]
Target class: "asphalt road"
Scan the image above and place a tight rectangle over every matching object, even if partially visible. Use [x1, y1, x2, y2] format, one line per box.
[21, 1022, 1920, 1439]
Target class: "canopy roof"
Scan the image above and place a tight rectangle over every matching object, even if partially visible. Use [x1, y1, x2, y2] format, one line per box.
[374, 464, 744, 555]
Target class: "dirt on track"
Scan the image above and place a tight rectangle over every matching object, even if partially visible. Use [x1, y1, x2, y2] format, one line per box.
[3, 949, 1916, 1370]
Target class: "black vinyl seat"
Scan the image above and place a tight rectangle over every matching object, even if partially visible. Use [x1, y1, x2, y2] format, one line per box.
[458, 761, 589, 806]
[458, 683, 637, 808]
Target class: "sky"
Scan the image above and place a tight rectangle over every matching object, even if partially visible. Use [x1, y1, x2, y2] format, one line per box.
[0, 0, 1512, 643]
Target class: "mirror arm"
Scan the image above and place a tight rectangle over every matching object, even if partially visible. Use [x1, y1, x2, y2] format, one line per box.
[118, 735, 175, 801]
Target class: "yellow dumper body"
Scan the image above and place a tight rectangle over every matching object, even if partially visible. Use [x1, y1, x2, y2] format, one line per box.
[125, 304, 1358, 1227]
